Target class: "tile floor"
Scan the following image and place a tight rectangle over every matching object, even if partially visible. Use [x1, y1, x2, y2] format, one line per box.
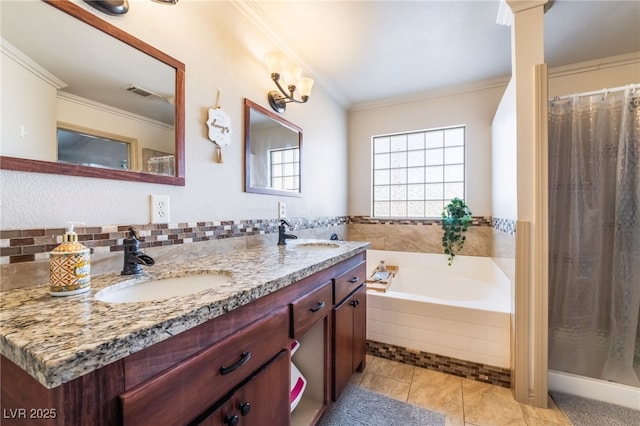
[350, 355, 572, 426]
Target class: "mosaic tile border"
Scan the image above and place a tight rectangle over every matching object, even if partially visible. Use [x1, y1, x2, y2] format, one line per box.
[366, 340, 511, 389]
[492, 217, 516, 236]
[0, 215, 501, 265]
[349, 216, 493, 226]
[0, 217, 347, 265]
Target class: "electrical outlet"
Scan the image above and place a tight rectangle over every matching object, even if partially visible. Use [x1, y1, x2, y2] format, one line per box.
[151, 195, 170, 224]
[278, 202, 286, 219]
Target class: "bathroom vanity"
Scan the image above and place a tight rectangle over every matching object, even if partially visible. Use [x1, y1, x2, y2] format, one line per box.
[0, 240, 368, 425]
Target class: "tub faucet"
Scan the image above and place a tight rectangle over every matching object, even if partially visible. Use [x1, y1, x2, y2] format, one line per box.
[121, 226, 155, 275]
[277, 220, 297, 245]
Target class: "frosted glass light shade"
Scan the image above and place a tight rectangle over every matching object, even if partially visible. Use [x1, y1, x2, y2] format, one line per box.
[297, 78, 314, 98]
[266, 52, 282, 75]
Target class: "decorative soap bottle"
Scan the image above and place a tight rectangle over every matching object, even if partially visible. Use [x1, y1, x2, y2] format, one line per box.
[49, 223, 91, 296]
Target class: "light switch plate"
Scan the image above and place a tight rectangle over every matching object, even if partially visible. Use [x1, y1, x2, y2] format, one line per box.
[278, 202, 286, 220]
[151, 195, 170, 224]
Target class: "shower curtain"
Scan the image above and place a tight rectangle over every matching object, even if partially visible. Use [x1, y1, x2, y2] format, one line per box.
[548, 84, 640, 387]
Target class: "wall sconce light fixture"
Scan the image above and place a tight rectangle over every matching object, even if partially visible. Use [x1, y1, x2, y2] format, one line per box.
[84, 0, 177, 16]
[266, 52, 314, 113]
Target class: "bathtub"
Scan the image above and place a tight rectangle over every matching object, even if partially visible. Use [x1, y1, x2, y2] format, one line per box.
[366, 249, 512, 369]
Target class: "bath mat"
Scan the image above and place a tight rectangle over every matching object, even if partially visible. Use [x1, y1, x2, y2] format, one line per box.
[550, 391, 640, 426]
[317, 384, 445, 426]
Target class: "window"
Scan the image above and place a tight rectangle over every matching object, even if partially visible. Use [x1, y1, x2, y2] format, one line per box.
[372, 126, 465, 218]
[270, 147, 300, 191]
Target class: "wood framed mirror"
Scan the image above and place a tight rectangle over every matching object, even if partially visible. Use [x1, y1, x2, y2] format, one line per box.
[244, 99, 302, 197]
[0, 0, 185, 185]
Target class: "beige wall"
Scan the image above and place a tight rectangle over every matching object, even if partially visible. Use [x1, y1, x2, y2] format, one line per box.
[347, 84, 507, 218]
[0, 1, 348, 229]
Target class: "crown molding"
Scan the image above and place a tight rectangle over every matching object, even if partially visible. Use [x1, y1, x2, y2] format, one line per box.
[548, 51, 640, 79]
[349, 75, 511, 112]
[1, 38, 67, 89]
[57, 92, 173, 130]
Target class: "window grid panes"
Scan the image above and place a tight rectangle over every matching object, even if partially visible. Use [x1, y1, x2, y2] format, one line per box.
[270, 147, 299, 191]
[372, 126, 465, 218]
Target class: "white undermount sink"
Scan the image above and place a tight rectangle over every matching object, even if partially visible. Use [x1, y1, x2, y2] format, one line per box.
[290, 242, 340, 251]
[95, 271, 233, 303]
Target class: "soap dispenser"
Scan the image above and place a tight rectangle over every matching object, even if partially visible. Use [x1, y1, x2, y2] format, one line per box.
[49, 223, 91, 296]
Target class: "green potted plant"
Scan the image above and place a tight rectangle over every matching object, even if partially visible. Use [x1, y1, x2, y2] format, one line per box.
[441, 198, 472, 265]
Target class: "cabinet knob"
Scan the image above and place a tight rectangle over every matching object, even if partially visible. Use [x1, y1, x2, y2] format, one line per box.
[224, 414, 239, 426]
[238, 402, 251, 416]
[350, 299, 360, 307]
[348, 276, 360, 283]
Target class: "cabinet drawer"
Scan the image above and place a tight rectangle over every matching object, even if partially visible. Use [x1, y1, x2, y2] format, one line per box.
[333, 261, 366, 304]
[290, 280, 332, 338]
[195, 349, 290, 426]
[120, 306, 289, 426]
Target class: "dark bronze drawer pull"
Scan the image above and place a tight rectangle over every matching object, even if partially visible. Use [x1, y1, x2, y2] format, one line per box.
[348, 276, 359, 283]
[310, 301, 325, 313]
[220, 352, 252, 375]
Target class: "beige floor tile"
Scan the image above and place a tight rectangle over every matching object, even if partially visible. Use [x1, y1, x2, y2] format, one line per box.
[364, 356, 415, 383]
[358, 372, 411, 402]
[408, 368, 465, 426]
[462, 379, 527, 426]
[349, 370, 364, 385]
[519, 395, 572, 426]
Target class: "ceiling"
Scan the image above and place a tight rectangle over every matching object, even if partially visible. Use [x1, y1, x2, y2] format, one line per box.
[2, 1, 638, 117]
[240, 0, 640, 109]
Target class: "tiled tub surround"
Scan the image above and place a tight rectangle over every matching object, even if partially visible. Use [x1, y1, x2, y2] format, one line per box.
[0, 238, 369, 388]
[366, 341, 511, 388]
[367, 251, 511, 368]
[347, 216, 494, 256]
[366, 250, 511, 370]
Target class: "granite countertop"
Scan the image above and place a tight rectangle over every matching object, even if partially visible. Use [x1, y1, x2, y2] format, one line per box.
[0, 239, 369, 389]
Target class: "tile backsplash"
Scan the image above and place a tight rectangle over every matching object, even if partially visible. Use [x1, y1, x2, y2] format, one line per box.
[0, 217, 347, 290]
[0, 215, 510, 291]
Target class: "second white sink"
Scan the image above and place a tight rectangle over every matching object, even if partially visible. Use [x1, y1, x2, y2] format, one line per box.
[290, 242, 340, 251]
[95, 271, 233, 303]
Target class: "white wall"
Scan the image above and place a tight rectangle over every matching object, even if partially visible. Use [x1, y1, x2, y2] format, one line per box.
[0, 1, 348, 229]
[348, 85, 506, 217]
[1, 44, 58, 161]
[491, 80, 517, 220]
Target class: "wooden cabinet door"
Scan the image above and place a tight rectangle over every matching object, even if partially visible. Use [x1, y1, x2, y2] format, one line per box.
[351, 285, 367, 374]
[197, 350, 290, 426]
[332, 291, 355, 401]
[332, 284, 367, 401]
